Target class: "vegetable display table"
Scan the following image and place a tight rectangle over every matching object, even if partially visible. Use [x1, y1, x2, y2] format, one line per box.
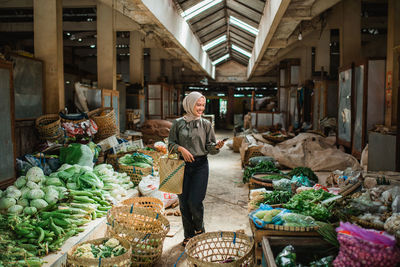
[249, 219, 320, 266]
[41, 188, 139, 267]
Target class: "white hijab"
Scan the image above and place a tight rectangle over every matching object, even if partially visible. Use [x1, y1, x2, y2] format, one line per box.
[182, 91, 205, 122]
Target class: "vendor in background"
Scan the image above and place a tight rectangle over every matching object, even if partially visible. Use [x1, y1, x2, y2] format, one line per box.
[168, 91, 225, 247]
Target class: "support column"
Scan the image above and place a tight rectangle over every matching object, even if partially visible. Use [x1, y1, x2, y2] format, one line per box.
[300, 47, 312, 84]
[34, 0, 64, 113]
[340, 0, 361, 67]
[227, 86, 235, 128]
[385, 0, 400, 126]
[97, 0, 116, 90]
[129, 31, 144, 86]
[315, 29, 330, 75]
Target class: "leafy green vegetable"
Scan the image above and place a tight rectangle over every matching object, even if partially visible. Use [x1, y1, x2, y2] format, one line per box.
[0, 198, 16, 209]
[287, 167, 318, 183]
[118, 153, 153, 167]
[243, 161, 280, 183]
[283, 189, 334, 221]
[14, 176, 27, 189]
[26, 167, 44, 183]
[276, 245, 296, 267]
[30, 199, 48, 210]
[263, 191, 292, 205]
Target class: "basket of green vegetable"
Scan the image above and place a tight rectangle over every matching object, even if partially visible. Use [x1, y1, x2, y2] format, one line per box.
[138, 148, 162, 167]
[118, 153, 153, 185]
[67, 236, 131, 267]
[252, 173, 288, 183]
[106, 206, 170, 266]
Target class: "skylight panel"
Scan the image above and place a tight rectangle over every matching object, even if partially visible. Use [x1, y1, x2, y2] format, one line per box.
[229, 16, 259, 35]
[203, 35, 227, 51]
[182, 0, 223, 21]
[212, 54, 229, 65]
[232, 44, 252, 58]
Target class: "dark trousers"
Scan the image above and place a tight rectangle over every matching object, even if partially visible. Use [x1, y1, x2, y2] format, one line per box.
[178, 156, 209, 239]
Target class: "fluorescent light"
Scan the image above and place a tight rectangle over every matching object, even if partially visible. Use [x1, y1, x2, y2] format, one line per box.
[232, 44, 252, 58]
[203, 35, 227, 51]
[212, 54, 229, 65]
[182, 0, 223, 21]
[229, 16, 259, 35]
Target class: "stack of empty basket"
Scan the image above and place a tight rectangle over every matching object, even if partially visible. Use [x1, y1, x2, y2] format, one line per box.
[106, 197, 169, 266]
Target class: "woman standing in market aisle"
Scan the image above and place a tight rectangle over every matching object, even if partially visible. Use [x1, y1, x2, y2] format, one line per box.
[168, 91, 225, 247]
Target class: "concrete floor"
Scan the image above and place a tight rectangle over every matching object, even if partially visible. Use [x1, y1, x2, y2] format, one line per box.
[155, 130, 252, 266]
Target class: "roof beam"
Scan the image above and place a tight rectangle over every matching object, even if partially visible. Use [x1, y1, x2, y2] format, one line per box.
[269, 38, 287, 48]
[247, 0, 291, 79]
[132, 0, 215, 79]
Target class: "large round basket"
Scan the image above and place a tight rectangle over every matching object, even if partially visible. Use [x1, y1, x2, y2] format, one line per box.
[118, 163, 153, 185]
[186, 231, 254, 267]
[92, 107, 118, 141]
[35, 114, 61, 139]
[106, 206, 170, 266]
[120, 197, 164, 213]
[67, 236, 131, 267]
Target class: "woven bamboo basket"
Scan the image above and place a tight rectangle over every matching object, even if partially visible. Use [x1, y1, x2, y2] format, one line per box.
[106, 151, 132, 171]
[233, 136, 244, 153]
[118, 163, 153, 185]
[339, 181, 362, 196]
[349, 215, 385, 230]
[67, 236, 131, 267]
[138, 149, 162, 166]
[120, 197, 164, 213]
[35, 114, 61, 139]
[92, 107, 118, 141]
[262, 134, 289, 143]
[106, 206, 170, 266]
[261, 223, 319, 232]
[186, 231, 254, 267]
[243, 146, 264, 167]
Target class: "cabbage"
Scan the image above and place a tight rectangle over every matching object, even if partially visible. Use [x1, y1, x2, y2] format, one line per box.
[57, 163, 73, 172]
[49, 173, 59, 178]
[6, 188, 21, 199]
[0, 197, 16, 209]
[26, 167, 44, 183]
[26, 181, 40, 190]
[14, 176, 27, 189]
[55, 187, 68, 199]
[8, 205, 23, 214]
[30, 199, 48, 210]
[27, 189, 45, 200]
[5, 186, 19, 194]
[60, 144, 94, 167]
[24, 206, 37, 215]
[20, 187, 31, 199]
[44, 188, 59, 205]
[17, 198, 29, 207]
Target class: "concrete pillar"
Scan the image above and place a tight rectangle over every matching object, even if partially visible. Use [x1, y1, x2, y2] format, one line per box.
[227, 86, 235, 127]
[129, 31, 144, 86]
[340, 0, 361, 67]
[33, 0, 64, 113]
[97, 0, 116, 90]
[385, 0, 400, 126]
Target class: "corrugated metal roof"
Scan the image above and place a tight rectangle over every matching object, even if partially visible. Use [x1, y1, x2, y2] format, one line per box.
[176, 0, 266, 66]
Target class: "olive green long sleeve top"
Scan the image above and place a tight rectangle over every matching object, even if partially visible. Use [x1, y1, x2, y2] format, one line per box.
[168, 117, 219, 157]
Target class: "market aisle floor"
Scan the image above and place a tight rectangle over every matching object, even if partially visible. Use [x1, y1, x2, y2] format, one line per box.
[155, 130, 251, 266]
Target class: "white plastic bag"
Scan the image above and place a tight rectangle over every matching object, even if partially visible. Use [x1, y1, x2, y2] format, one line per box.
[138, 175, 159, 196]
[148, 190, 178, 208]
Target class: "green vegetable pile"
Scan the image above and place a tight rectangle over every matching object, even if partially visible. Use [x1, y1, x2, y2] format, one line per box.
[287, 167, 318, 183]
[262, 191, 292, 205]
[243, 161, 280, 183]
[283, 189, 334, 221]
[275, 245, 334, 267]
[118, 153, 153, 168]
[73, 238, 126, 259]
[0, 162, 135, 266]
[259, 174, 288, 181]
